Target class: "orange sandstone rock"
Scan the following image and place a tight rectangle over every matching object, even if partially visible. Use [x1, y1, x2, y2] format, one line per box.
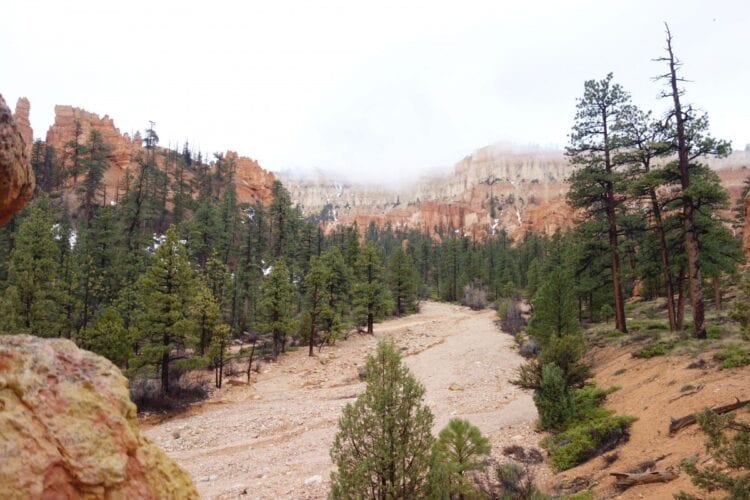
[13, 97, 32, 157]
[0, 94, 34, 224]
[0, 335, 198, 499]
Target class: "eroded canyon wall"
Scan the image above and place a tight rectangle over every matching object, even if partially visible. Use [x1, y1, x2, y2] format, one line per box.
[40, 103, 276, 206]
[286, 146, 750, 244]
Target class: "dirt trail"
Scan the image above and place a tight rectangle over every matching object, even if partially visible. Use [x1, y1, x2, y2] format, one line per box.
[144, 301, 539, 499]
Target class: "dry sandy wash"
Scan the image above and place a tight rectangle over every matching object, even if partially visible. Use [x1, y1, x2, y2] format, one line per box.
[143, 301, 540, 499]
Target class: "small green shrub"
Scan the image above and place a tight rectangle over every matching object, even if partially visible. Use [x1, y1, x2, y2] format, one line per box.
[534, 364, 576, 430]
[680, 384, 696, 392]
[705, 325, 722, 339]
[539, 334, 591, 387]
[632, 340, 675, 358]
[541, 413, 636, 471]
[713, 345, 750, 368]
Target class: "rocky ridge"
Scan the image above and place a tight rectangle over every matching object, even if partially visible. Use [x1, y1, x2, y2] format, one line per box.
[18, 100, 277, 207]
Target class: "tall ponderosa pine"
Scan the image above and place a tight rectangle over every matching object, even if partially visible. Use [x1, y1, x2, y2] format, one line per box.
[621, 104, 679, 330]
[303, 256, 332, 356]
[320, 246, 352, 335]
[567, 73, 630, 333]
[269, 180, 294, 258]
[330, 340, 434, 499]
[352, 242, 393, 333]
[132, 225, 198, 394]
[259, 260, 296, 358]
[655, 25, 732, 337]
[388, 247, 418, 316]
[78, 130, 110, 221]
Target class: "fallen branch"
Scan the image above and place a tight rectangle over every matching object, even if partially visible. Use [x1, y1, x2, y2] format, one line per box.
[669, 398, 750, 435]
[610, 467, 678, 489]
[626, 454, 670, 474]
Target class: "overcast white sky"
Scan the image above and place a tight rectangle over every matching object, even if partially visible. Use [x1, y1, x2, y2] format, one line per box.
[2, 0, 749, 182]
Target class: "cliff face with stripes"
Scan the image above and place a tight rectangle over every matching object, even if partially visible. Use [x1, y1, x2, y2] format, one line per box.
[285, 145, 750, 244]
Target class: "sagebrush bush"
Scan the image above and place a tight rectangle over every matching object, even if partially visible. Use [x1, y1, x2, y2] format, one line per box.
[462, 280, 488, 310]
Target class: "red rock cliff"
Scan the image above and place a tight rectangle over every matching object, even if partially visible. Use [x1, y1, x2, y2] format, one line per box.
[0, 94, 34, 223]
[42, 104, 276, 206]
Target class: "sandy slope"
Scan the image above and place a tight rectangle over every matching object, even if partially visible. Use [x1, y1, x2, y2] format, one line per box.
[143, 301, 540, 499]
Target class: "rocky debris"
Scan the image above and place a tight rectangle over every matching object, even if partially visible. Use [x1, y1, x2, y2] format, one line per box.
[0, 94, 34, 224]
[304, 474, 323, 485]
[0, 334, 198, 499]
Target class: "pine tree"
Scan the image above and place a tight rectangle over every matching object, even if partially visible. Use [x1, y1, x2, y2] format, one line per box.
[330, 340, 434, 499]
[320, 246, 352, 334]
[208, 323, 231, 388]
[188, 200, 220, 268]
[259, 260, 296, 358]
[78, 130, 110, 221]
[534, 363, 576, 431]
[621, 104, 678, 330]
[303, 256, 332, 356]
[1, 198, 64, 336]
[269, 180, 294, 258]
[79, 306, 132, 367]
[352, 242, 393, 333]
[527, 267, 579, 343]
[430, 418, 491, 498]
[388, 247, 418, 316]
[131, 225, 198, 394]
[566, 73, 631, 333]
[655, 25, 732, 338]
[193, 283, 222, 357]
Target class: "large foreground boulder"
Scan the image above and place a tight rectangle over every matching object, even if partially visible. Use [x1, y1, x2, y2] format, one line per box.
[0, 335, 198, 499]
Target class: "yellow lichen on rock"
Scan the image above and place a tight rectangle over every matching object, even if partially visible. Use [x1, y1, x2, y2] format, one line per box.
[0, 335, 198, 499]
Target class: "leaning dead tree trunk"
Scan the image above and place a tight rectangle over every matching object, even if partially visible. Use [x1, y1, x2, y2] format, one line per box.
[611, 468, 679, 488]
[669, 398, 750, 434]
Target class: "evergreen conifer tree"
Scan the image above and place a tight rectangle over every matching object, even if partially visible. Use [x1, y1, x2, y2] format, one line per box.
[330, 340, 434, 499]
[259, 260, 296, 358]
[388, 247, 418, 316]
[131, 225, 198, 394]
[352, 242, 392, 333]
